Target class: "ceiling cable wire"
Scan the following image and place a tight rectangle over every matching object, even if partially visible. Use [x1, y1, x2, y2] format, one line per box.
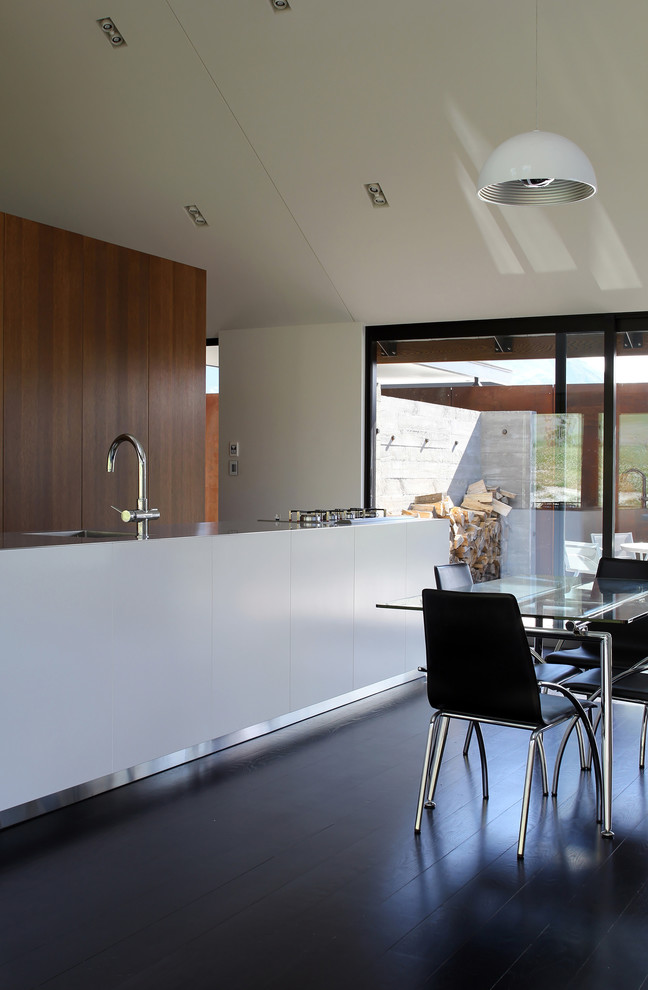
[535, 0, 539, 131]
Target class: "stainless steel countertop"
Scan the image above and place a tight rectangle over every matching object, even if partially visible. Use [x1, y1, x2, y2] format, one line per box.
[2, 514, 419, 550]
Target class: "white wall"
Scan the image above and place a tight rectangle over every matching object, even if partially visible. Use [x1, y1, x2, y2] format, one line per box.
[218, 322, 364, 521]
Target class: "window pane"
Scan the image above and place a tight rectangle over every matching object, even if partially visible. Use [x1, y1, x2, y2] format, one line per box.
[374, 330, 618, 579]
[559, 334, 604, 575]
[375, 333, 554, 579]
[616, 335, 648, 556]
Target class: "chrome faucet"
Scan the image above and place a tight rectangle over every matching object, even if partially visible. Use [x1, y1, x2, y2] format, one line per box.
[107, 433, 160, 539]
[621, 468, 648, 509]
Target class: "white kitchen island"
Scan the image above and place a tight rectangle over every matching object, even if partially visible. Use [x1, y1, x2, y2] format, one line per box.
[0, 516, 448, 826]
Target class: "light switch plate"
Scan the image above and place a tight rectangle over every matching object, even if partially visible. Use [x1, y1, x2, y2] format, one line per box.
[229, 441, 239, 457]
[228, 459, 239, 477]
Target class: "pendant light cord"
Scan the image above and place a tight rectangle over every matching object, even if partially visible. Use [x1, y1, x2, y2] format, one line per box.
[535, 0, 539, 130]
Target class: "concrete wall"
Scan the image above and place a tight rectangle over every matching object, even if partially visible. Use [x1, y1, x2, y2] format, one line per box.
[218, 323, 364, 522]
[376, 394, 536, 574]
[376, 392, 481, 514]
[480, 410, 536, 576]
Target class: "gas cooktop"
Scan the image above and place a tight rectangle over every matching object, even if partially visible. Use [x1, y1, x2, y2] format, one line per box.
[261, 508, 387, 526]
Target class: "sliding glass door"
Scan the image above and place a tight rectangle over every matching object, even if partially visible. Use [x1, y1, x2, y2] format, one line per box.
[365, 315, 636, 580]
[373, 332, 557, 578]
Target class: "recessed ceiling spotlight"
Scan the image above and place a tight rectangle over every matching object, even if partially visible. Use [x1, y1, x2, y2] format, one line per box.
[364, 182, 389, 208]
[269, 0, 291, 11]
[184, 205, 209, 227]
[97, 17, 126, 47]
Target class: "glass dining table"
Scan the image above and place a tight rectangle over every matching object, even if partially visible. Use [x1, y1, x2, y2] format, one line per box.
[378, 573, 648, 838]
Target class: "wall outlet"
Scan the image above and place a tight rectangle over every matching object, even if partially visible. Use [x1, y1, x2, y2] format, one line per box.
[229, 441, 239, 457]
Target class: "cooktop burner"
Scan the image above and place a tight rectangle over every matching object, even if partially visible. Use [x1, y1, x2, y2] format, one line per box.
[288, 508, 386, 526]
[259, 508, 387, 526]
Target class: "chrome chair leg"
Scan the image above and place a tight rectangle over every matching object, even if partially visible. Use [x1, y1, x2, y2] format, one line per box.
[568, 705, 601, 775]
[553, 726, 602, 821]
[415, 715, 438, 833]
[435, 720, 487, 800]
[537, 735, 549, 795]
[473, 722, 489, 799]
[584, 708, 602, 772]
[423, 716, 442, 804]
[551, 716, 579, 796]
[575, 719, 587, 769]
[463, 721, 474, 756]
[518, 736, 537, 859]
[416, 714, 449, 832]
[425, 716, 450, 807]
[640, 706, 648, 770]
[577, 706, 604, 824]
[551, 707, 600, 795]
[417, 716, 488, 835]
[553, 695, 604, 824]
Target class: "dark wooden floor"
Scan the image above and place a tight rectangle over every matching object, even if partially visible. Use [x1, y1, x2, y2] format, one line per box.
[2, 678, 648, 990]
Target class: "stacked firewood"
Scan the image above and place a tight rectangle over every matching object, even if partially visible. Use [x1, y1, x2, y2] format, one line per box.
[402, 480, 516, 582]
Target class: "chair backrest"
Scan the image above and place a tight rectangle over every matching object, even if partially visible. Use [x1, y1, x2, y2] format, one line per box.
[564, 541, 600, 574]
[421, 588, 542, 725]
[595, 555, 648, 582]
[434, 562, 473, 591]
[591, 532, 634, 559]
[589, 557, 648, 668]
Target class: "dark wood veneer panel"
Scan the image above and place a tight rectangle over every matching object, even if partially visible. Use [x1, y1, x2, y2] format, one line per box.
[82, 238, 149, 532]
[148, 257, 206, 524]
[0, 212, 3, 542]
[3, 215, 83, 532]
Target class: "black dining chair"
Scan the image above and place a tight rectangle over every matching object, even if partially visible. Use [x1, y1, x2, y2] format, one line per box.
[433, 562, 586, 762]
[602, 671, 648, 768]
[544, 556, 648, 672]
[433, 561, 473, 591]
[554, 667, 648, 777]
[434, 563, 584, 684]
[548, 556, 648, 770]
[415, 588, 602, 858]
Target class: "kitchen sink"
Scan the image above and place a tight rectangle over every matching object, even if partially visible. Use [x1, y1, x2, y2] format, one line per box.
[72, 530, 133, 539]
[29, 529, 133, 539]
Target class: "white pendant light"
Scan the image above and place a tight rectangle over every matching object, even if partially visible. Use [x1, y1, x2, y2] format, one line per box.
[477, 130, 597, 205]
[477, 1, 596, 206]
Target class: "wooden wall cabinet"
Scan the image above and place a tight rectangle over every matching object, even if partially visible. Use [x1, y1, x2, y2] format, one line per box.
[82, 238, 149, 532]
[3, 215, 84, 533]
[1, 213, 206, 535]
[149, 257, 206, 524]
[0, 212, 3, 539]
